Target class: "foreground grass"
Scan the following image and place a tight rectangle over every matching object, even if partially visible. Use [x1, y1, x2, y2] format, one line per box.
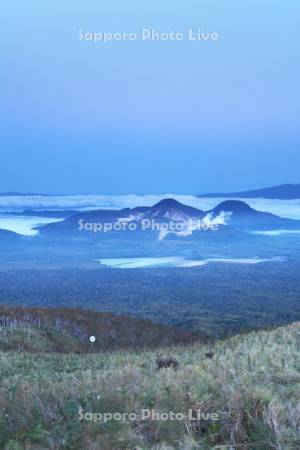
[0, 323, 300, 449]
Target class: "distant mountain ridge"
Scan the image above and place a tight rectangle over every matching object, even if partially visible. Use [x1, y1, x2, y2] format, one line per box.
[198, 183, 300, 199]
[3, 197, 300, 238]
[2, 184, 300, 200]
[39, 199, 204, 229]
[38, 198, 300, 237]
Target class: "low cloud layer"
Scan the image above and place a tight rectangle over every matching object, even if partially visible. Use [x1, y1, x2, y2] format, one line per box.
[1, 194, 300, 219]
[98, 256, 284, 269]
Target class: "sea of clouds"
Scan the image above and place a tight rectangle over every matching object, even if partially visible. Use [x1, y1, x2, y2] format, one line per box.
[1, 194, 300, 219]
[1, 194, 300, 236]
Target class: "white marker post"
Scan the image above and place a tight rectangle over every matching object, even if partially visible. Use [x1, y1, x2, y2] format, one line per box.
[89, 335, 96, 351]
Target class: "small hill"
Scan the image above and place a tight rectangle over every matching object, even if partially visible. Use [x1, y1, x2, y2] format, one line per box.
[209, 199, 300, 230]
[0, 306, 200, 352]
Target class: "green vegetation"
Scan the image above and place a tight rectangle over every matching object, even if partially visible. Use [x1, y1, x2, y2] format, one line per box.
[1, 319, 300, 449]
[1, 233, 300, 339]
[1, 258, 300, 339]
[0, 307, 197, 353]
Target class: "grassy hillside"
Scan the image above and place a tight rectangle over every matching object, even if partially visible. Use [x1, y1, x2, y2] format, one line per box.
[0, 319, 299, 449]
[0, 306, 198, 352]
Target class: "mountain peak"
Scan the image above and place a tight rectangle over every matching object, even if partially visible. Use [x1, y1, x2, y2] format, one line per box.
[142, 198, 205, 224]
[151, 198, 184, 209]
[213, 200, 254, 213]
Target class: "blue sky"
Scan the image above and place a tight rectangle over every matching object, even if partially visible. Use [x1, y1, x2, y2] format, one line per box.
[1, 0, 299, 194]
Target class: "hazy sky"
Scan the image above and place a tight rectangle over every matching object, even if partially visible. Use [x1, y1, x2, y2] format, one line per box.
[1, 0, 299, 194]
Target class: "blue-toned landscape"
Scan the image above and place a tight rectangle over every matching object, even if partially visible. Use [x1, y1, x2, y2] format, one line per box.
[1, 0, 300, 447]
[1, 188, 300, 339]
[1, 188, 300, 448]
